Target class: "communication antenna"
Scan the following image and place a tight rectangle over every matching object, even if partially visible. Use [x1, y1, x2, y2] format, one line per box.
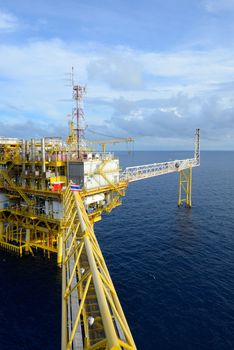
[71, 67, 86, 158]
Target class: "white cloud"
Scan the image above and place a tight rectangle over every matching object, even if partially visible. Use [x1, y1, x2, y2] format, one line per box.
[1, 39, 234, 104]
[0, 10, 19, 32]
[104, 92, 234, 149]
[160, 107, 183, 118]
[87, 55, 144, 90]
[0, 39, 90, 123]
[0, 39, 234, 147]
[139, 50, 234, 85]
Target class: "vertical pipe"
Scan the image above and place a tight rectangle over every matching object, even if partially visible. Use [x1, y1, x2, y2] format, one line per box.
[57, 233, 63, 265]
[178, 171, 181, 207]
[22, 140, 26, 173]
[0, 222, 4, 241]
[61, 235, 67, 350]
[41, 138, 46, 173]
[186, 171, 189, 206]
[189, 168, 192, 207]
[25, 228, 30, 252]
[30, 139, 34, 161]
[31, 139, 35, 172]
[67, 153, 70, 185]
[25, 140, 29, 161]
[25, 140, 29, 184]
[20, 228, 22, 256]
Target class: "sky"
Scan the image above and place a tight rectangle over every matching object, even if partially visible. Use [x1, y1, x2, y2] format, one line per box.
[1, 0, 234, 150]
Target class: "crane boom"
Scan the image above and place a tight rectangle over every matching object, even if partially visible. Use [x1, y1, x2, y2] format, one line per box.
[87, 137, 134, 144]
[86, 137, 134, 153]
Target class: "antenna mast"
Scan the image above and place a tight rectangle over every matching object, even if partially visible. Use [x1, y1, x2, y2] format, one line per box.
[71, 67, 86, 159]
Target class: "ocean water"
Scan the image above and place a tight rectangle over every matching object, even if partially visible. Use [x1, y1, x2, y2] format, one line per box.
[0, 151, 234, 349]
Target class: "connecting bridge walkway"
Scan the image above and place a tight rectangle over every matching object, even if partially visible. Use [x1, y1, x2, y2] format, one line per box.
[62, 187, 136, 350]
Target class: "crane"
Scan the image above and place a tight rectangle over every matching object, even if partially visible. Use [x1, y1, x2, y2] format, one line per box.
[86, 137, 134, 153]
[66, 120, 134, 154]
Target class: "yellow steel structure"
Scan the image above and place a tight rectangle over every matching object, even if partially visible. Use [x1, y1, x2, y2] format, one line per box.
[86, 137, 134, 154]
[67, 121, 134, 153]
[178, 168, 192, 208]
[0, 76, 200, 349]
[0, 128, 199, 349]
[62, 187, 136, 350]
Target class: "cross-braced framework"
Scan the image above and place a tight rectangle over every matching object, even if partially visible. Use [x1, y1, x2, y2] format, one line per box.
[120, 129, 200, 184]
[62, 187, 136, 350]
[178, 168, 192, 208]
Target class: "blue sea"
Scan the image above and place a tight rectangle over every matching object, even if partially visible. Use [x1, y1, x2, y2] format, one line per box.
[0, 151, 234, 350]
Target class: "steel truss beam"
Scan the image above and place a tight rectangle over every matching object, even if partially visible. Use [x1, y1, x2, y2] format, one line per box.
[178, 168, 192, 208]
[0, 210, 61, 257]
[0, 168, 34, 205]
[120, 129, 200, 183]
[62, 187, 136, 350]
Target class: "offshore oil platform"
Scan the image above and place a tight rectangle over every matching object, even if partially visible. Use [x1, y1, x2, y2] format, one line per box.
[0, 72, 200, 350]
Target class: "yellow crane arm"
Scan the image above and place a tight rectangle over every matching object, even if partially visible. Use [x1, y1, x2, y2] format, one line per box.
[86, 138, 134, 153]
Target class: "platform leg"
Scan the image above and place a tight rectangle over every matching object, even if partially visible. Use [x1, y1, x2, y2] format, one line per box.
[25, 228, 30, 252]
[0, 222, 4, 241]
[178, 168, 192, 208]
[57, 233, 63, 265]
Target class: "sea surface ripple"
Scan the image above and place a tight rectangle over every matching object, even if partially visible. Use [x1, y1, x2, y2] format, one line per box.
[0, 151, 234, 349]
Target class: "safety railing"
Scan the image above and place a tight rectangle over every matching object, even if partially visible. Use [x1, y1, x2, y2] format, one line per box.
[61, 187, 136, 350]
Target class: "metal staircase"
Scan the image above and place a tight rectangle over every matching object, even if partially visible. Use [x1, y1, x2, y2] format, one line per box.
[0, 169, 34, 206]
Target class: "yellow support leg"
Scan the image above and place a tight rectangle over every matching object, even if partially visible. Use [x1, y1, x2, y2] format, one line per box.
[25, 228, 30, 252]
[57, 233, 63, 265]
[0, 222, 4, 241]
[178, 167, 192, 208]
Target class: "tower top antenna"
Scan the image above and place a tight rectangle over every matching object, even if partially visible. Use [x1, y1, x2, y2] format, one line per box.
[71, 67, 86, 159]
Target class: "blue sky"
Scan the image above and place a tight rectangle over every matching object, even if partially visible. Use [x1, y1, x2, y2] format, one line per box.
[1, 0, 234, 149]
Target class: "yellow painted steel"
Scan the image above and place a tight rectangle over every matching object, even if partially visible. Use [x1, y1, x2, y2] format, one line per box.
[62, 187, 136, 350]
[57, 233, 63, 265]
[86, 137, 134, 153]
[50, 176, 67, 184]
[178, 167, 192, 207]
[0, 169, 35, 206]
[0, 128, 200, 350]
[0, 240, 20, 253]
[0, 222, 3, 240]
